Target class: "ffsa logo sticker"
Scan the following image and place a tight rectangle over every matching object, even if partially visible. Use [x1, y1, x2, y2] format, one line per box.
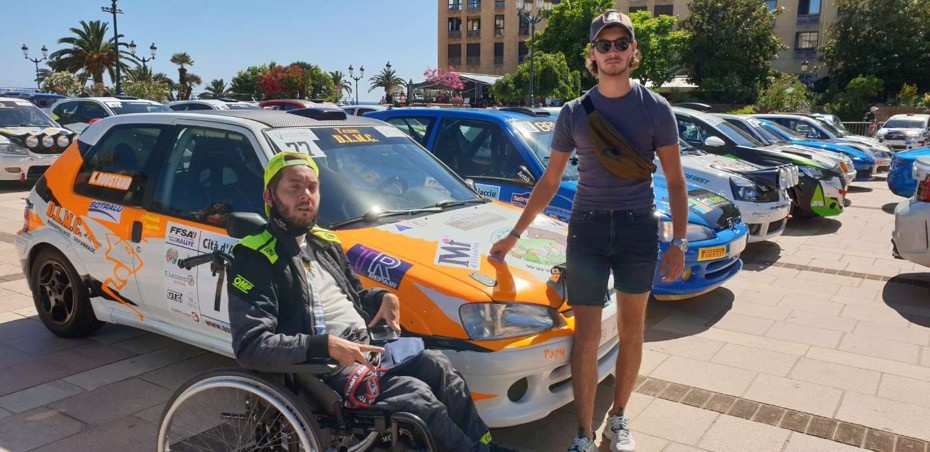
[166, 223, 199, 249]
[346, 244, 412, 289]
[434, 237, 481, 270]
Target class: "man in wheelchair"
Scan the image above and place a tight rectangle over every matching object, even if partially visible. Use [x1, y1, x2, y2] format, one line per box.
[228, 152, 510, 451]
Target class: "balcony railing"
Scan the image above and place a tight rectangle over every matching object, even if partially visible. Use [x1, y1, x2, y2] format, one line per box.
[796, 14, 820, 25]
[494, 28, 504, 37]
[448, 30, 462, 39]
[466, 56, 481, 66]
[793, 49, 817, 60]
[494, 56, 504, 65]
[467, 29, 481, 38]
[448, 57, 462, 66]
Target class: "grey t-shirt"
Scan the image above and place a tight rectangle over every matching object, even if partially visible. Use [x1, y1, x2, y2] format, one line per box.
[551, 83, 679, 211]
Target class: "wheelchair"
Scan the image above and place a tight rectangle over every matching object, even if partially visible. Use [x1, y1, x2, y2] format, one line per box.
[157, 249, 438, 452]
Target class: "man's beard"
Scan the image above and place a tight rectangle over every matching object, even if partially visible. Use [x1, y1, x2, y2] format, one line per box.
[599, 56, 632, 77]
[269, 195, 316, 235]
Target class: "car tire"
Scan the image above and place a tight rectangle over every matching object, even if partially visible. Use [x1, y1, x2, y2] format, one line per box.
[30, 247, 103, 338]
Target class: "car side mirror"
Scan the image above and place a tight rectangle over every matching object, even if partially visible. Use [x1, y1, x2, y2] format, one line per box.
[516, 166, 537, 185]
[227, 212, 267, 239]
[704, 136, 726, 148]
[464, 178, 477, 191]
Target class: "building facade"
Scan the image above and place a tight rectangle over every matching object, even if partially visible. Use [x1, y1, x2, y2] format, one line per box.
[438, 0, 834, 80]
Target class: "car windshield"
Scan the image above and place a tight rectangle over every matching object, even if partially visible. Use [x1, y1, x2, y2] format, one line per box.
[109, 101, 170, 114]
[884, 118, 927, 129]
[513, 120, 579, 181]
[759, 119, 806, 141]
[715, 121, 764, 147]
[263, 126, 481, 229]
[815, 119, 847, 137]
[679, 139, 703, 155]
[0, 100, 58, 127]
[744, 119, 785, 144]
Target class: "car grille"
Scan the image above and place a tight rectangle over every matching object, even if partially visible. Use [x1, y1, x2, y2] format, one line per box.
[886, 132, 905, 140]
[706, 256, 741, 280]
[27, 166, 49, 178]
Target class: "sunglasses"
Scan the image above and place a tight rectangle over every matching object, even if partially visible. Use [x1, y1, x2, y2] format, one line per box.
[591, 37, 633, 53]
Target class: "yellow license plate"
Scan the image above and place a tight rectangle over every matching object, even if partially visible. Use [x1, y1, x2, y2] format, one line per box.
[697, 246, 727, 261]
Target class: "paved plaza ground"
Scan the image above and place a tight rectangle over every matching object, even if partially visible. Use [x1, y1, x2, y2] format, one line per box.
[0, 176, 928, 451]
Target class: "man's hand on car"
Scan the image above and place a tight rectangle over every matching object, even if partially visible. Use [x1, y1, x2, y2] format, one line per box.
[369, 293, 401, 333]
[328, 335, 384, 369]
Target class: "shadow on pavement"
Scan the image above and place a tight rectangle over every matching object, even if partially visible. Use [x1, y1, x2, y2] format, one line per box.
[644, 287, 735, 342]
[739, 241, 783, 271]
[882, 202, 900, 214]
[0, 180, 35, 194]
[882, 274, 930, 328]
[782, 217, 842, 236]
[846, 185, 873, 193]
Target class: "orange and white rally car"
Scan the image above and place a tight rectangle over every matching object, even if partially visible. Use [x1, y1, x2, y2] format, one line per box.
[15, 109, 619, 427]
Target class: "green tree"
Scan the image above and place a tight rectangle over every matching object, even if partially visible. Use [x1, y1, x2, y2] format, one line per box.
[368, 67, 406, 104]
[897, 83, 919, 106]
[292, 62, 338, 102]
[123, 79, 172, 102]
[229, 63, 273, 100]
[40, 71, 83, 96]
[627, 11, 688, 88]
[490, 52, 580, 103]
[754, 72, 812, 113]
[330, 70, 351, 101]
[680, 0, 783, 103]
[204, 79, 228, 98]
[49, 20, 132, 89]
[534, 0, 614, 89]
[170, 53, 197, 100]
[825, 75, 884, 121]
[820, 0, 930, 97]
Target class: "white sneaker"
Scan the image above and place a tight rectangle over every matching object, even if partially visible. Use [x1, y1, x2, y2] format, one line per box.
[604, 414, 636, 452]
[567, 431, 596, 452]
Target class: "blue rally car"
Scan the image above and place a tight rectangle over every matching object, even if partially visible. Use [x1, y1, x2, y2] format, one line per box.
[368, 108, 749, 300]
[888, 147, 930, 197]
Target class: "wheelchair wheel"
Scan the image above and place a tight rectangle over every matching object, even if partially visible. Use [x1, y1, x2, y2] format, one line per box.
[157, 369, 324, 452]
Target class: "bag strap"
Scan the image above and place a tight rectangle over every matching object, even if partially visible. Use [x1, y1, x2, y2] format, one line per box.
[580, 92, 596, 115]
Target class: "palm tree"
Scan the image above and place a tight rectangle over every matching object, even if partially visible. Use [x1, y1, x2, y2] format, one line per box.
[170, 53, 197, 99]
[329, 70, 351, 101]
[49, 20, 131, 87]
[204, 79, 228, 98]
[125, 65, 153, 83]
[368, 67, 406, 105]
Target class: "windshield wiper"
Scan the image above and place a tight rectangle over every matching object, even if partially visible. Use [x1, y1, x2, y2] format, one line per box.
[328, 198, 488, 229]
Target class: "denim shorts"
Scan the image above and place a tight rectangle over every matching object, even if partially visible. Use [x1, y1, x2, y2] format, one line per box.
[565, 207, 660, 306]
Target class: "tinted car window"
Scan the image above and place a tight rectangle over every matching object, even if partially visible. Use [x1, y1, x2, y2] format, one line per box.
[169, 104, 188, 111]
[386, 117, 435, 146]
[78, 102, 108, 122]
[53, 102, 80, 125]
[74, 125, 168, 206]
[109, 102, 170, 114]
[675, 116, 710, 145]
[434, 118, 526, 180]
[152, 126, 264, 227]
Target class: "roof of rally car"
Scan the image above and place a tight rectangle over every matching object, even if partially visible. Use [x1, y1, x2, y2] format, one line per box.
[201, 109, 385, 128]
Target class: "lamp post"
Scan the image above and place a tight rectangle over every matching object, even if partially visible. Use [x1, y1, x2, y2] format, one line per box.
[129, 41, 157, 71]
[384, 61, 393, 105]
[348, 64, 364, 106]
[102, 0, 124, 94]
[21, 44, 48, 90]
[517, 0, 552, 107]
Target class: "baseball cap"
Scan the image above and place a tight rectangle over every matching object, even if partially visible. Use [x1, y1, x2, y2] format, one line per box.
[590, 10, 635, 42]
[263, 151, 319, 215]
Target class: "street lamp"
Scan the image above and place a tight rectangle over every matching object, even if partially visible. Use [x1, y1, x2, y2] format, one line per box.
[129, 41, 157, 70]
[102, 0, 124, 94]
[384, 61, 393, 105]
[517, 0, 552, 106]
[21, 44, 48, 90]
[348, 64, 365, 106]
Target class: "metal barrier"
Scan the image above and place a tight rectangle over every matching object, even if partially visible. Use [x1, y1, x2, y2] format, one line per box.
[841, 121, 872, 136]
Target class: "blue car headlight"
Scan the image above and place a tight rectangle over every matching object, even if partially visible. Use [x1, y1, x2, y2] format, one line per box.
[459, 303, 561, 340]
[658, 221, 715, 242]
[729, 176, 760, 201]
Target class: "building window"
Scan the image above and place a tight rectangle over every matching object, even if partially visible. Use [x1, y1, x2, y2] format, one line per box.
[798, 0, 821, 15]
[449, 0, 462, 11]
[467, 17, 481, 37]
[467, 0, 481, 11]
[795, 31, 819, 49]
[519, 16, 529, 36]
[495, 0, 505, 9]
[495, 14, 505, 36]
[629, 6, 647, 13]
[518, 41, 528, 63]
[466, 43, 481, 66]
[448, 17, 462, 38]
[494, 42, 504, 65]
[654, 4, 673, 16]
[448, 44, 462, 66]
[764, 0, 776, 11]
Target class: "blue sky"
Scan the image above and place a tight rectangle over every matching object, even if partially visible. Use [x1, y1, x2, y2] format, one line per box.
[2, 0, 437, 102]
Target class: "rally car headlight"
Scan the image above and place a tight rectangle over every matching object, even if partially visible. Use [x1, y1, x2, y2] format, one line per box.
[24, 135, 39, 149]
[658, 221, 715, 242]
[800, 166, 825, 179]
[459, 302, 560, 340]
[56, 135, 70, 148]
[729, 176, 760, 201]
[0, 143, 29, 155]
[41, 135, 54, 148]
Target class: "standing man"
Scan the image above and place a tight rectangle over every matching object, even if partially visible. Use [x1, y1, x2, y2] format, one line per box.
[864, 106, 879, 136]
[490, 10, 688, 452]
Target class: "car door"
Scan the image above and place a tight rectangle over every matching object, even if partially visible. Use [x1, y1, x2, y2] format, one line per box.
[70, 123, 174, 323]
[139, 120, 266, 339]
[432, 117, 534, 203]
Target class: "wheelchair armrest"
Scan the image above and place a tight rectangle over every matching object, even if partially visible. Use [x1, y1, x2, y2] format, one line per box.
[290, 358, 339, 376]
